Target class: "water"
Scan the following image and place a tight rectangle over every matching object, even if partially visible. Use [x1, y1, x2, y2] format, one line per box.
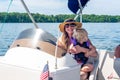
[0, 23, 120, 55]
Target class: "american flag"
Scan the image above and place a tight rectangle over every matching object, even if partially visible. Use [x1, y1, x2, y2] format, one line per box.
[40, 62, 49, 80]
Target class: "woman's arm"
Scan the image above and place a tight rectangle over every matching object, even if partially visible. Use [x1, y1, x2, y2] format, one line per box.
[86, 39, 98, 57]
[85, 44, 98, 57]
[70, 39, 98, 58]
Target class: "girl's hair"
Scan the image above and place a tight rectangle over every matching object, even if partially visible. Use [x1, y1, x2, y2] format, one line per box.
[72, 28, 88, 42]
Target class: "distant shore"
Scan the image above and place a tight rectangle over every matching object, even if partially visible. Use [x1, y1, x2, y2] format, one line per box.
[0, 12, 120, 23]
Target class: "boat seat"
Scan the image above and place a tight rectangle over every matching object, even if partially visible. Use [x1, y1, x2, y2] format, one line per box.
[10, 39, 66, 58]
[10, 28, 66, 58]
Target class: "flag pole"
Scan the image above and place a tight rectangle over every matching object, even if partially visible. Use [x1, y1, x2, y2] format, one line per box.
[47, 61, 50, 80]
[47, 61, 53, 80]
[54, 28, 61, 69]
[47, 61, 49, 78]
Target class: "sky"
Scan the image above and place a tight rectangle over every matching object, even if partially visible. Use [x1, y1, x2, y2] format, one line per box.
[0, 0, 120, 15]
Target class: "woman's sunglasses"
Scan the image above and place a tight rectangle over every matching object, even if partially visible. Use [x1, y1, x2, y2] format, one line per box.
[65, 23, 76, 28]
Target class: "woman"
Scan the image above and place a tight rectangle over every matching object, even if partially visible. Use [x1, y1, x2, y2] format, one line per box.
[58, 18, 97, 57]
[58, 18, 98, 80]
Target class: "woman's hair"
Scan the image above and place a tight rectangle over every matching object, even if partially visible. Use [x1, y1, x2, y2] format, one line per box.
[72, 28, 88, 42]
[61, 31, 71, 50]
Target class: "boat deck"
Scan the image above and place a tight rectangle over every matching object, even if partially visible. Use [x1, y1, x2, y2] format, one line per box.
[97, 50, 119, 80]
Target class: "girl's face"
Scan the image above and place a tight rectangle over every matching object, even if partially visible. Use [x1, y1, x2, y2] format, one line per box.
[81, 35, 88, 43]
[64, 23, 76, 35]
[78, 33, 88, 43]
[82, 31, 88, 43]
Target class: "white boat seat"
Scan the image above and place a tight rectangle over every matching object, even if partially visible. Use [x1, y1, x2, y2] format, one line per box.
[10, 28, 66, 58]
[10, 39, 66, 58]
[0, 47, 80, 80]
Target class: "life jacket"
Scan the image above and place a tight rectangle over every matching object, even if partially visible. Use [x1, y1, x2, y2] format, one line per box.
[71, 37, 89, 64]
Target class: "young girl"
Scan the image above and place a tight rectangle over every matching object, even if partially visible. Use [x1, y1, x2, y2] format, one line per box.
[69, 28, 95, 80]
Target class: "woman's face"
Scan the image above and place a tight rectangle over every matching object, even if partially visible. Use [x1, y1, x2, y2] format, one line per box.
[64, 23, 76, 35]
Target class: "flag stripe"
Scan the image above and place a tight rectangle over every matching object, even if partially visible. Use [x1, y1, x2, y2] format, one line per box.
[40, 71, 49, 80]
[40, 63, 49, 80]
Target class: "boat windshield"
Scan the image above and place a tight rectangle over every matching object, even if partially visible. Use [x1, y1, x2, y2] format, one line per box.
[10, 28, 57, 48]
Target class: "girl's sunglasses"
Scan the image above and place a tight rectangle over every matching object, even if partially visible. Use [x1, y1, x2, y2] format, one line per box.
[65, 23, 76, 28]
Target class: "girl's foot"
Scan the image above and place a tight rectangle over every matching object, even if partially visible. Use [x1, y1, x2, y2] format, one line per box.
[80, 71, 88, 80]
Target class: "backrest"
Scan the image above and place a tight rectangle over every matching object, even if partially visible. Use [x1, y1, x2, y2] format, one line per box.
[10, 28, 66, 58]
[89, 50, 99, 80]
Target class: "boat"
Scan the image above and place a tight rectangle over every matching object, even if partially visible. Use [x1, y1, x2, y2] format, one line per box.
[0, 0, 119, 80]
[68, 0, 120, 80]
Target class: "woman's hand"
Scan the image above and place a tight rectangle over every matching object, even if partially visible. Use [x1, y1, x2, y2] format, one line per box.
[68, 44, 77, 53]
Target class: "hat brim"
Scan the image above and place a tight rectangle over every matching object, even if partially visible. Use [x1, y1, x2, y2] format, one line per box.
[59, 22, 82, 32]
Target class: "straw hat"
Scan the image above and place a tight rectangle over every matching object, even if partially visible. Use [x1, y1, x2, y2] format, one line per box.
[59, 18, 82, 32]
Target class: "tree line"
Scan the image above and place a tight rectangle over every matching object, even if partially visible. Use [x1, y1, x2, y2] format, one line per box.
[0, 12, 120, 23]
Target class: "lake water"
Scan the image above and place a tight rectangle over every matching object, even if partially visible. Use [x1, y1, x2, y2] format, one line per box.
[0, 23, 120, 55]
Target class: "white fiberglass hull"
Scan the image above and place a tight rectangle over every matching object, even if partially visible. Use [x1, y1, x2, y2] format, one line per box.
[0, 47, 80, 80]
